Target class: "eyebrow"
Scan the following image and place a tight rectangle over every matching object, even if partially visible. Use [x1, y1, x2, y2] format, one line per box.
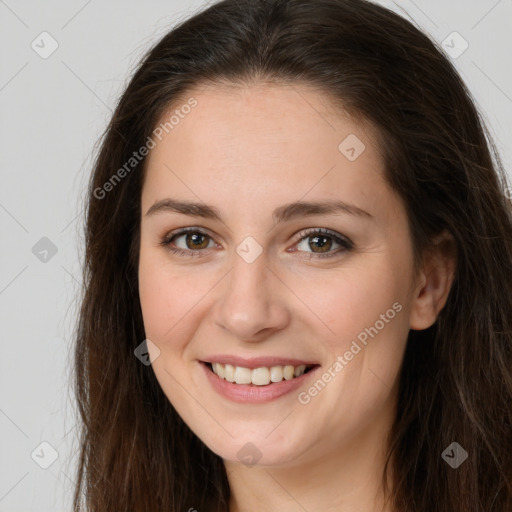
[145, 198, 373, 223]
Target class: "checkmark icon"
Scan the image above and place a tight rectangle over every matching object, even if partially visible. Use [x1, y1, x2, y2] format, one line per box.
[31, 441, 59, 469]
[441, 31, 468, 59]
[236, 236, 263, 263]
[31, 31, 58, 59]
[236, 442, 262, 467]
[338, 134, 365, 161]
[444, 449, 455, 458]
[134, 339, 161, 365]
[441, 442, 468, 468]
[32, 236, 58, 263]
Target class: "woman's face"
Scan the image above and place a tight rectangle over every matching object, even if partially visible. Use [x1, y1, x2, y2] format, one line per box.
[138, 83, 421, 467]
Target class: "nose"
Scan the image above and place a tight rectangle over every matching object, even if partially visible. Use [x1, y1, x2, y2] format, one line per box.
[213, 249, 290, 341]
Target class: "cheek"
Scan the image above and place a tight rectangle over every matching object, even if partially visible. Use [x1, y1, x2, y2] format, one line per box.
[296, 259, 408, 345]
[295, 255, 411, 401]
[138, 259, 170, 340]
[138, 248, 219, 352]
[137, 252, 199, 404]
[138, 249, 189, 346]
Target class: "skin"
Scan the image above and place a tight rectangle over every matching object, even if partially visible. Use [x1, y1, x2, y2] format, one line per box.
[138, 82, 456, 512]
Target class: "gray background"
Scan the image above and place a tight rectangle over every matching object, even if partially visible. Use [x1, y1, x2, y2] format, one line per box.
[1, 0, 511, 510]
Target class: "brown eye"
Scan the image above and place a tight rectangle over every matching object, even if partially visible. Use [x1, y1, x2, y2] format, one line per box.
[182, 232, 210, 250]
[160, 228, 215, 256]
[295, 228, 353, 258]
[306, 234, 333, 253]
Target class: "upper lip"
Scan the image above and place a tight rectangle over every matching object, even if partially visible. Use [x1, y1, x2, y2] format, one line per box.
[201, 355, 320, 370]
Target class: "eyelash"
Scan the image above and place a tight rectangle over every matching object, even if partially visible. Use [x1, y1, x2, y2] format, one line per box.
[159, 227, 353, 259]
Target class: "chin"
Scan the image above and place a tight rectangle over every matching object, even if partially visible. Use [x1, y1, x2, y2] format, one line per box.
[201, 430, 307, 468]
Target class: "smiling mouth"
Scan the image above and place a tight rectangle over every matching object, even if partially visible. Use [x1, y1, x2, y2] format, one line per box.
[204, 361, 318, 386]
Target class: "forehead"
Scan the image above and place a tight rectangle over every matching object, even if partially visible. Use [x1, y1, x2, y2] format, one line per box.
[150, 81, 379, 159]
[142, 82, 391, 220]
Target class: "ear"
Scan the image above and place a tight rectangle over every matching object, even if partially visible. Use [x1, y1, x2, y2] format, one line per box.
[409, 230, 457, 331]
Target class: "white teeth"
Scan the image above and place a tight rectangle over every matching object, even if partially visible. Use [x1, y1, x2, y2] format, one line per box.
[252, 367, 270, 386]
[213, 362, 225, 379]
[224, 364, 235, 382]
[270, 365, 283, 382]
[283, 365, 295, 380]
[234, 366, 252, 384]
[210, 362, 311, 385]
[294, 365, 306, 377]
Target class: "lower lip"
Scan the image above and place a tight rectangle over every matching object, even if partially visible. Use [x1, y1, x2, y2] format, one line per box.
[200, 362, 320, 403]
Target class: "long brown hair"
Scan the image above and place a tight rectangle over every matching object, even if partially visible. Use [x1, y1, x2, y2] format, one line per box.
[72, 0, 512, 510]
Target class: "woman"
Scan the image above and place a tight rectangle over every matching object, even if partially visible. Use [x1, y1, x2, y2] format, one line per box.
[72, 0, 512, 510]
